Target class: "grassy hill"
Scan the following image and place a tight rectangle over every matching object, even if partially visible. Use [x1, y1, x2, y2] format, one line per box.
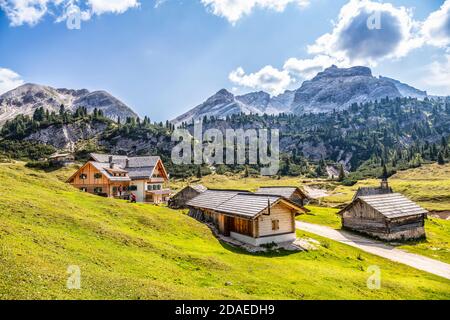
[0, 163, 449, 299]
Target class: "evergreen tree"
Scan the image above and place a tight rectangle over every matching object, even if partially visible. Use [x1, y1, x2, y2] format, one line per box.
[338, 164, 346, 182]
[196, 166, 202, 179]
[438, 152, 445, 165]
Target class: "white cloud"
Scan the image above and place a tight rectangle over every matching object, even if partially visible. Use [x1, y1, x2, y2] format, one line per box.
[0, 68, 24, 95]
[200, 0, 310, 24]
[229, 66, 293, 95]
[423, 55, 450, 96]
[87, 0, 139, 15]
[0, 0, 51, 26]
[0, 0, 140, 26]
[283, 55, 344, 80]
[421, 0, 450, 48]
[307, 0, 420, 66]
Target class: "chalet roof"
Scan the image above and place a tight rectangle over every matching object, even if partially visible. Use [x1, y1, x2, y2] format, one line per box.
[89, 153, 164, 180]
[89, 153, 160, 168]
[90, 162, 131, 182]
[187, 190, 305, 219]
[256, 186, 307, 199]
[352, 193, 428, 219]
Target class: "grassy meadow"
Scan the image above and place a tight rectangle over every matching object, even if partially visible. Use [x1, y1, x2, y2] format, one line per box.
[175, 163, 450, 264]
[0, 162, 449, 299]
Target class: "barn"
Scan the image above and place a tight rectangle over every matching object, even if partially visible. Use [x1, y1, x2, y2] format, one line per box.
[168, 185, 207, 209]
[338, 193, 428, 241]
[187, 190, 306, 246]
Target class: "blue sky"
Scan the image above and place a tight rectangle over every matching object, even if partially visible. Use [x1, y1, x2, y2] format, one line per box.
[0, 0, 449, 121]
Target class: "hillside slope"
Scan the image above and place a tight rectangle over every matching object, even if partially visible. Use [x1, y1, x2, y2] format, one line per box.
[0, 163, 449, 299]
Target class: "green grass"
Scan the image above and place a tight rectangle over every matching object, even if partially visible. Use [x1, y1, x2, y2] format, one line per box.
[0, 163, 449, 300]
[298, 206, 342, 229]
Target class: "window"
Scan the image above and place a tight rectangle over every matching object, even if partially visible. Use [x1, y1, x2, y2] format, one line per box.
[94, 173, 102, 179]
[147, 184, 162, 191]
[272, 220, 280, 231]
[80, 187, 87, 192]
[79, 174, 87, 180]
[94, 187, 103, 194]
[129, 185, 138, 191]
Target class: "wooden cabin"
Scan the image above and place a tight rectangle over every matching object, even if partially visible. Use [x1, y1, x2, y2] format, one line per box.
[187, 190, 306, 246]
[168, 185, 207, 209]
[48, 153, 75, 166]
[338, 193, 427, 241]
[66, 153, 171, 203]
[256, 186, 309, 208]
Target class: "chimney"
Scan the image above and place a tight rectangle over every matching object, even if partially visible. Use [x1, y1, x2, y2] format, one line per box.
[380, 177, 389, 190]
[125, 159, 130, 168]
[108, 156, 113, 163]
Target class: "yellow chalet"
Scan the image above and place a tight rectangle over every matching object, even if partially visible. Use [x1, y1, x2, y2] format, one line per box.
[67, 153, 171, 203]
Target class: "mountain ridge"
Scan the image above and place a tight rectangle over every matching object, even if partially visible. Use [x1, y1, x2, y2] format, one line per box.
[0, 83, 138, 125]
[173, 65, 431, 125]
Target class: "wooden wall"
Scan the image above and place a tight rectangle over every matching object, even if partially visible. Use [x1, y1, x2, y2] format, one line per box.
[341, 200, 425, 240]
[257, 203, 295, 237]
[70, 163, 110, 186]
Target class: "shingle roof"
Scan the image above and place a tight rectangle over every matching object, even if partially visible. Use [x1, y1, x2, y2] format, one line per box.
[358, 193, 428, 219]
[256, 186, 306, 199]
[215, 194, 281, 218]
[187, 190, 242, 211]
[187, 190, 304, 218]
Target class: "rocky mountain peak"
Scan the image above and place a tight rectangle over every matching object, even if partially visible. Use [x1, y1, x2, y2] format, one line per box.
[0, 83, 138, 125]
[315, 65, 372, 80]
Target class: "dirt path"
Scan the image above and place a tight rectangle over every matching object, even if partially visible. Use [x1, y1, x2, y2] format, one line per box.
[296, 221, 450, 280]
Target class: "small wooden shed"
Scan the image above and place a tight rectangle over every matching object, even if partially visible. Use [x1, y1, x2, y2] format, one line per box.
[187, 190, 306, 246]
[168, 185, 207, 209]
[256, 186, 309, 208]
[338, 193, 427, 241]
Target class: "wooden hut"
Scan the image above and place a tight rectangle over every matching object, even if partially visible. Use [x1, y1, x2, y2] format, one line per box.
[338, 193, 427, 241]
[187, 190, 306, 246]
[168, 185, 207, 209]
[255, 186, 309, 208]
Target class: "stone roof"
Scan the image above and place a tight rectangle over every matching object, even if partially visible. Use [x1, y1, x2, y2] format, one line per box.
[356, 193, 428, 219]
